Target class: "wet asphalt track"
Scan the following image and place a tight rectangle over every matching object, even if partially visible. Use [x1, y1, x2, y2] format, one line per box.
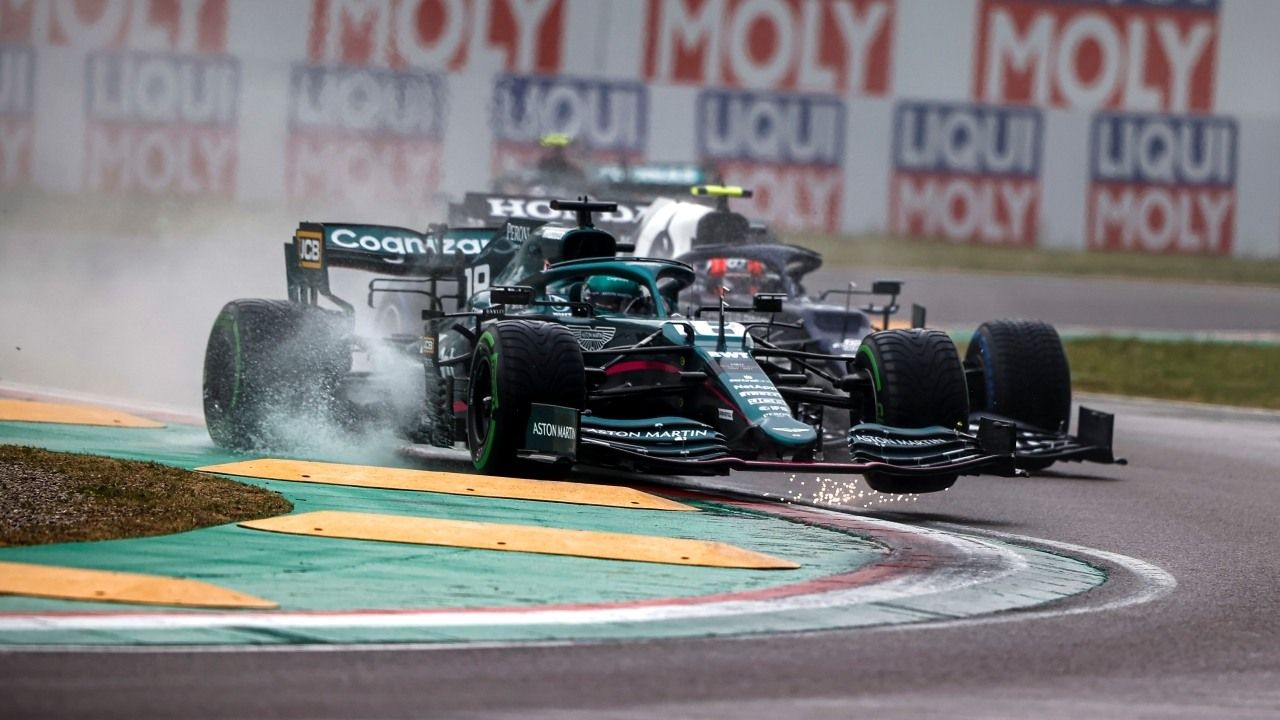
[3, 270, 1280, 718]
[3, 394, 1279, 719]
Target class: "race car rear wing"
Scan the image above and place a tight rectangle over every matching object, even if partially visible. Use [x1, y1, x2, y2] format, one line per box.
[447, 192, 648, 238]
[285, 218, 544, 312]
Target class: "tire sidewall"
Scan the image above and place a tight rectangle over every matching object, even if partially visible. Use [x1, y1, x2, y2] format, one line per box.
[467, 329, 505, 472]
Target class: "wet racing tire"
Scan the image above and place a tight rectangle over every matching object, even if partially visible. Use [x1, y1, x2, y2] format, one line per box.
[966, 319, 1072, 471]
[202, 299, 352, 450]
[466, 320, 586, 477]
[420, 366, 454, 448]
[855, 328, 969, 494]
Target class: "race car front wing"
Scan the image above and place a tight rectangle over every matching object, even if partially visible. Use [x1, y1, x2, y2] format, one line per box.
[969, 406, 1126, 467]
[569, 415, 1021, 478]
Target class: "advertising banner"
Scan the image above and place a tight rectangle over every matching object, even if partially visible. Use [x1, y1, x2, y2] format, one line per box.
[890, 101, 1043, 246]
[287, 63, 446, 207]
[489, 73, 647, 179]
[644, 0, 893, 94]
[303, 0, 565, 74]
[974, 0, 1221, 112]
[65, 0, 240, 196]
[697, 88, 845, 232]
[1087, 111, 1237, 254]
[0, 0, 33, 188]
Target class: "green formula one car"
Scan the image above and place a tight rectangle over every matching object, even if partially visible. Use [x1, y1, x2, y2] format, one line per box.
[202, 199, 1116, 493]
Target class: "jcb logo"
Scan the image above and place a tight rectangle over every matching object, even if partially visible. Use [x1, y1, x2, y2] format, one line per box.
[296, 230, 323, 269]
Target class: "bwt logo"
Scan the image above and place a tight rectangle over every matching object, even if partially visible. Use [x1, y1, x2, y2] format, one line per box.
[644, 0, 893, 94]
[697, 89, 845, 233]
[84, 50, 239, 196]
[305, 0, 565, 73]
[974, 0, 1220, 112]
[0, 44, 33, 187]
[890, 101, 1043, 246]
[1087, 112, 1237, 254]
[287, 65, 447, 208]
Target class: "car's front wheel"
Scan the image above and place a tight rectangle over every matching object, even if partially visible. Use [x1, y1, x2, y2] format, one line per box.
[854, 328, 969, 494]
[966, 319, 1072, 471]
[466, 320, 586, 477]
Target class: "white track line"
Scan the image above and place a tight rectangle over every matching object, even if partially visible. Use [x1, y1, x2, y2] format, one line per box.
[856, 524, 1178, 634]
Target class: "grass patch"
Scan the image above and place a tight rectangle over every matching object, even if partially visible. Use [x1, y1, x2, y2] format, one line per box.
[785, 233, 1280, 288]
[0, 446, 291, 547]
[1062, 338, 1280, 409]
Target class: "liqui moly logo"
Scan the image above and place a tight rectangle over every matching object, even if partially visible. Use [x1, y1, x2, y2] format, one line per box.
[38, 0, 229, 51]
[305, 0, 565, 74]
[490, 74, 647, 177]
[0, 40, 33, 187]
[1087, 112, 1237, 254]
[287, 65, 446, 207]
[697, 89, 844, 232]
[890, 101, 1043, 246]
[644, 0, 893, 94]
[76, 1, 238, 196]
[974, 0, 1220, 112]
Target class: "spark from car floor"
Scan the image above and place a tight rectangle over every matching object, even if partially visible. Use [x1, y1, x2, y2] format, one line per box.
[785, 474, 924, 509]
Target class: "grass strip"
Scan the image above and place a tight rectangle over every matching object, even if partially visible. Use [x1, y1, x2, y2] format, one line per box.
[785, 233, 1280, 288]
[0, 446, 291, 547]
[1063, 338, 1280, 410]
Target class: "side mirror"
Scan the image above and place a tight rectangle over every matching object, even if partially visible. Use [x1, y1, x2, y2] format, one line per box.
[752, 293, 785, 313]
[490, 285, 534, 306]
[871, 280, 902, 296]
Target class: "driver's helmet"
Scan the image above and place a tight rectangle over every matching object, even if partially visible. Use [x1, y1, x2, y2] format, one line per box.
[582, 275, 643, 314]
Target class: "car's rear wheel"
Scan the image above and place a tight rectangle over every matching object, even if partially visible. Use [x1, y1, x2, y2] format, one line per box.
[966, 319, 1072, 470]
[420, 366, 454, 448]
[203, 299, 352, 450]
[466, 320, 586, 477]
[855, 329, 968, 494]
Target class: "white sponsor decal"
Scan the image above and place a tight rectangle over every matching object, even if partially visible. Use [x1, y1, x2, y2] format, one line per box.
[776, 427, 812, 435]
[440, 237, 488, 255]
[852, 434, 956, 448]
[505, 223, 531, 244]
[329, 228, 429, 259]
[484, 197, 641, 224]
[568, 326, 616, 352]
[589, 428, 716, 441]
[531, 422, 576, 440]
